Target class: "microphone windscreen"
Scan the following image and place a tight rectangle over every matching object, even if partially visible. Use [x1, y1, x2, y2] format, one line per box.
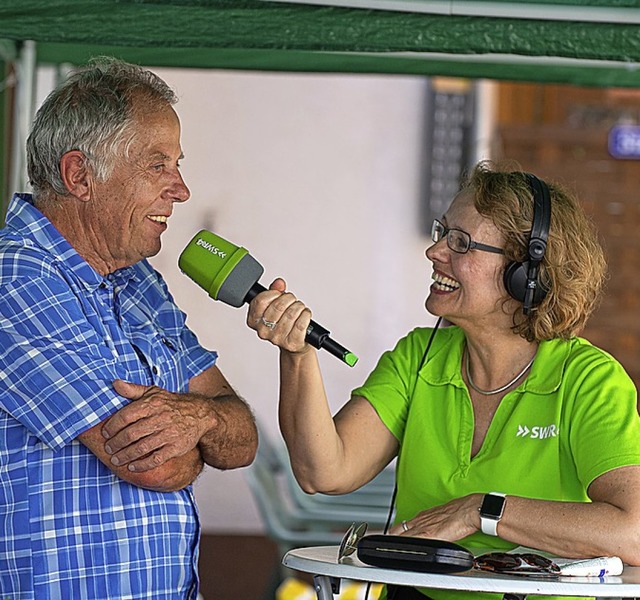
[178, 230, 264, 307]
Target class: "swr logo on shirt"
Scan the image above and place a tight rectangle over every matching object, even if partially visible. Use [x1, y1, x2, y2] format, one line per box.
[517, 424, 559, 439]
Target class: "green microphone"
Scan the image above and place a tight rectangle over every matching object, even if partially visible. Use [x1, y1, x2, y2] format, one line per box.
[178, 230, 358, 367]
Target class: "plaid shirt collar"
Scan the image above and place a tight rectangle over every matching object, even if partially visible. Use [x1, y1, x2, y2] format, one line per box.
[6, 193, 138, 292]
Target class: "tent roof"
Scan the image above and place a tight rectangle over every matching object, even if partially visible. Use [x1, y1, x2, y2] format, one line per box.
[1, 0, 640, 86]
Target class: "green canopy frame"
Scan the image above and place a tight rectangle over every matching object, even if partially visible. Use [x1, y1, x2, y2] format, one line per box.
[0, 0, 639, 85]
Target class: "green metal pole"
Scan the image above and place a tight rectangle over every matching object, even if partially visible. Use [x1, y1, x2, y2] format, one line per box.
[0, 40, 17, 225]
[0, 58, 7, 224]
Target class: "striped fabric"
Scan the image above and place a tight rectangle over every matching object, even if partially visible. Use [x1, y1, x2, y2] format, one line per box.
[0, 194, 218, 599]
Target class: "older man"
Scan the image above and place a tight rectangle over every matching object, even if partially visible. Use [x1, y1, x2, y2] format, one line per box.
[0, 58, 257, 599]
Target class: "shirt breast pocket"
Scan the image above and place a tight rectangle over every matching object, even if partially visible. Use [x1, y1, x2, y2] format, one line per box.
[121, 299, 190, 392]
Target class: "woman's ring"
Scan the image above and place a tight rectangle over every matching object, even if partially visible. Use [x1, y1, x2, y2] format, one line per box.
[401, 520, 409, 532]
[261, 317, 277, 330]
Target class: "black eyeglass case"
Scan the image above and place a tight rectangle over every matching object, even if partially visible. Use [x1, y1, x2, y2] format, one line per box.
[357, 535, 474, 574]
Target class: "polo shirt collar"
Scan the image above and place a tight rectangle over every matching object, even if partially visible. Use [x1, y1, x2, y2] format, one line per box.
[420, 324, 567, 396]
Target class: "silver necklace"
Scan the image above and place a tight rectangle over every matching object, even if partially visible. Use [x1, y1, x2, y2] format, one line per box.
[465, 348, 535, 396]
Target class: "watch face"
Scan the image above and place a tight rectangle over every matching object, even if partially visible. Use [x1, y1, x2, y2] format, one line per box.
[481, 494, 505, 518]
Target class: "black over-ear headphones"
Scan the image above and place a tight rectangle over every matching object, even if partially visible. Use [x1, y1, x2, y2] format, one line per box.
[503, 173, 552, 316]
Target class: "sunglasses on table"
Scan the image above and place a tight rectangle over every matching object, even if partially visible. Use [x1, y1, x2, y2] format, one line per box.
[338, 523, 560, 577]
[474, 551, 560, 576]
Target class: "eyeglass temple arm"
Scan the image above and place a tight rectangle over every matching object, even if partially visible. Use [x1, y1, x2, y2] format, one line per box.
[471, 241, 505, 255]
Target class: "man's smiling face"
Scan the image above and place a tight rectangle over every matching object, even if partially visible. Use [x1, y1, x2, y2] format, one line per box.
[85, 102, 190, 272]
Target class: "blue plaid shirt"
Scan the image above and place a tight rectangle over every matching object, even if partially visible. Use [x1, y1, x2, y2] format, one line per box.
[0, 194, 218, 599]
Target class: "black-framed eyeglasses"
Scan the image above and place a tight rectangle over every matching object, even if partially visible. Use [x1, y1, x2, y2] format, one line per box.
[431, 219, 505, 255]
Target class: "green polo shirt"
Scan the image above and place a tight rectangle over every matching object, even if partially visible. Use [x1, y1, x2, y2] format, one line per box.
[353, 325, 640, 600]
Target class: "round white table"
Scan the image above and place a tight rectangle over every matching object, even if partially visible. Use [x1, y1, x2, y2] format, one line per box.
[283, 545, 640, 600]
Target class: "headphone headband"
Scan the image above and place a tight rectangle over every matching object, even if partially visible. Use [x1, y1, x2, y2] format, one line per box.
[523, 173, 551, 266]
[503, 172, 552, 315]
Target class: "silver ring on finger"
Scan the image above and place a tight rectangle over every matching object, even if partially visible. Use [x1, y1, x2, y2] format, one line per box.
[401, 520, 409, 532]
[261, 317, 277, 330]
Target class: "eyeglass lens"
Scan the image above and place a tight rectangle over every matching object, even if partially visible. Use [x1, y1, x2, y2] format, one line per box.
[431, 220, 470, 253]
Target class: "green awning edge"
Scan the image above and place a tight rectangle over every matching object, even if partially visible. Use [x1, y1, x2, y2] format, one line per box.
[32, 43, 640, 89]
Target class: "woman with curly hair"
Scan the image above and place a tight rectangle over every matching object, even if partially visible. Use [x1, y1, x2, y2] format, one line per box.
[248, 161, 640, 600]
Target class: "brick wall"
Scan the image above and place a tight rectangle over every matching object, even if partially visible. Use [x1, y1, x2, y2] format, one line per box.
[495, 83, 640, 391]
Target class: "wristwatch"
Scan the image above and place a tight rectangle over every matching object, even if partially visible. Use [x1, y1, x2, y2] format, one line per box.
[480, 492, 506, 536]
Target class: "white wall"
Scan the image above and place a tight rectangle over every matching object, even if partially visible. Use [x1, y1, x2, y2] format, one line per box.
[146, 68, 438, 532]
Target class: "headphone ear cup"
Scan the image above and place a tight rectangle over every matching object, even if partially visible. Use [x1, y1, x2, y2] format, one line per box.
[503, 261, 527, 302]
[504, 260, 548, 305]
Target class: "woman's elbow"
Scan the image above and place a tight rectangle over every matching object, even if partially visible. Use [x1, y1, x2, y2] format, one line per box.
[292, 466, 353, 496]
[620, 525, 640, 566]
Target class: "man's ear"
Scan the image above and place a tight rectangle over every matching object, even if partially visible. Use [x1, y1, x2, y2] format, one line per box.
[59, 150, 93, 201]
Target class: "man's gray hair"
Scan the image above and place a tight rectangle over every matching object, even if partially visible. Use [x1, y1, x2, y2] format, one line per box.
[26, 57, 177, 200]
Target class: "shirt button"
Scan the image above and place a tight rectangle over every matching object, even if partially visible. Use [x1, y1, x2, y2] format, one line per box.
[152, 365, 160, 376]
